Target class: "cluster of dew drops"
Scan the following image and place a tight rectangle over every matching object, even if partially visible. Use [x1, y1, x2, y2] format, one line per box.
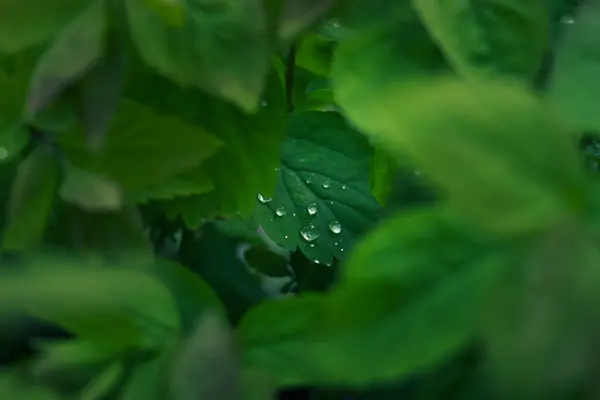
[256, 176, 347, 265]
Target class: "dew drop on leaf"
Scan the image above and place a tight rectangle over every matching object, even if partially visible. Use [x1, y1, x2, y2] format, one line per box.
[307, 203, 318, 216]
[314, 260, 320, 264]
[275, 206, 286, 217]
[341, 185, 347, 190]
[328, 220, 342, 234]
[322, 180, 330, 188]
[257, 192, 271, 204]
[300, 224, 320, 242]
[310, 243, 315, 247]
[561, 15, 575, 24]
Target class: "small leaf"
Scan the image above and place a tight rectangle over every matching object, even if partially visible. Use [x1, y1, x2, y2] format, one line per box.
[60, 165, 122, 211]
[125, 0, 270, 111]
[412, 0, 550, 81]
[0, 259, 181, 350]
[169, 311, 243, 400]
[0, 0, 89, 53]
[2, 148, 59, 251]
[58, 99, 224, 191]
[547, 0, 600, 132]
[26, 0, 107, 118]
[337, 77, 585, 235]
[254, 112, 381, 265]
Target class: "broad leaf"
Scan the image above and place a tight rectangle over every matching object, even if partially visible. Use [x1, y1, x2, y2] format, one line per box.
[0, 0, 88, 53]
[254, 111, 381, 265]
[239, 208, 507, 387]
[547, 0, 600, 132]
[0, 259, 181, 351]
[58, 99, 224, 193]
[125, 0, 269, 111]
[127, 62, 285, 223]
[26, 0, 107, 117]
[2, 148, 59, 251]
[336, 77, 585, 235]
[412, 0, 550, 82]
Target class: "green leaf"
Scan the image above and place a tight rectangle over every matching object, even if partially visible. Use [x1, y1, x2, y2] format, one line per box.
[0, 0, 88, 53]
[127, 63, 285, 223]
[254, 112, 381, 265]
[0, 260, 181, 350]
[169, 311, 243, 400]
[547, 1, 600, 132]
[125, 0, 270, 111]
[337, 77, 585, 235]
[26, 0, 107, 117]
[133, 174, 214, 203]
[142, 0, 186, 26]
[0, 372, 61, 400]
[120, 348, 172, 400]
[296, 34, 336, 76]
[369, 145, 398, 206]
[244, 246, 290, 277]
[278, 0, 337, 40]
[60, 165, 122, 211]
[81, 362, 125, 399]
[239, 208, 508, 387]
[413, 0, 550, 82]
[2, 148, 59, 251]
[58, 99, 224, 192]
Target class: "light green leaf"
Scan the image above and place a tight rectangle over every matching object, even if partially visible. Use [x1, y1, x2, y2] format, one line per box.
[0, 372, 61, 400]
[133, 174, 214, 203]
[295, 34, 336, 76]
[413, 0, 549, 81]
[26, 0, 107, 117]
[169, 311, 243, 400]
[547, 0, 600, 132]
[369, 145, 398, 206]
[0, 261, 181, 350]
[58, 99, 224, 192]
[239, 208, 508, 387]
[0, 0, 88, 53]
[336, 76, 585, 235]
[143, 0, 186, 26]
[60, 165, 122, 211]
[254, 112, 381, 265]
[125, 0, 269, 111]
[2, 148, 59, 251]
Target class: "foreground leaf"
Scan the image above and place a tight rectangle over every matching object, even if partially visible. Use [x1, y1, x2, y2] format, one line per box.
[413, 0, 549, 81]
[2, 148, 59, 251]
[254, 112, 381, 265]
[125, 0, 269, 111]
[547, 0, 600, 132]
[0, 261, 181, 350]
[239, 208, 506, 386]
[26, 0, 107, 117]
[337, 77, 585, 235]
[0, 0, 88, 53]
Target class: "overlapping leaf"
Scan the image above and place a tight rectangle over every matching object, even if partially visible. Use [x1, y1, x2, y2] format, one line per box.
[126, 0, 269, 111]
[254, 111, 381, 265]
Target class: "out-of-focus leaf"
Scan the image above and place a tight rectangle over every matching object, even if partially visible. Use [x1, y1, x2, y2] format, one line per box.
[279, 0, 337, 40]
[125, 0, 269, 111]
[59, 165, 122, 211]
[81, 362, 125, 399]
[26, 0, 107, 117]
[2, 148, 59, 251]
[244, 246, 290, 277]
[296, 34, 336, 76]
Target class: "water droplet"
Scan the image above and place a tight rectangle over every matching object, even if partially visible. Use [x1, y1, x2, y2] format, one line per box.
[561, 15, 575, 24]
[300, 224, 320, 242]
[334, 241, 338, 246]
[257, 192, 271, 204]
[307, 203, 318, 216]
[342, 185, 347, 190]
[322, 180, 330, 189]
[261, 100, 268, 107]
[284, 235, 288, 239]
[0, 147, 8, 160]
[340, 248, 345, 252]
[305, 173, 313, 184]
[328, 220, 342, 234]
[326, 263, 332, 267]
[275, 206, 286, 217]
[274, 167, 279, 171]
[310, 243, 315, 248]
[292, 213, 296, 217]
[314, 260, 320, 264]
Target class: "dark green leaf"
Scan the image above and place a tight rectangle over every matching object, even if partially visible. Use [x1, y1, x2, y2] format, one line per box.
[279, 0, 337, 40]
[295, 34, 336, 76]
[547, 1, 600, 131]
[0, 372, 61, 400]
[244, 246, 290, 277]
[2, 148, 59, 251]
[81, 362, 125, 399]
[0, 259, 181, 350]
[413, 0, 550, 81]
[254, 112, 381, 265]
[125, 0, 270, 111]
[0, 0, 88, 53]
[239, 208, 508, 387]
[58, 99, 224, 192]
[26, 0, 107, 117]
[336, 77, 585, 235]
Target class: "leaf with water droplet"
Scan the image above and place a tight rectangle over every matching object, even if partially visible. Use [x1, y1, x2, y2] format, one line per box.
[275, 206, 286, 217]
[254, 112, 381, 264]
[257, 192, 272, 204]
